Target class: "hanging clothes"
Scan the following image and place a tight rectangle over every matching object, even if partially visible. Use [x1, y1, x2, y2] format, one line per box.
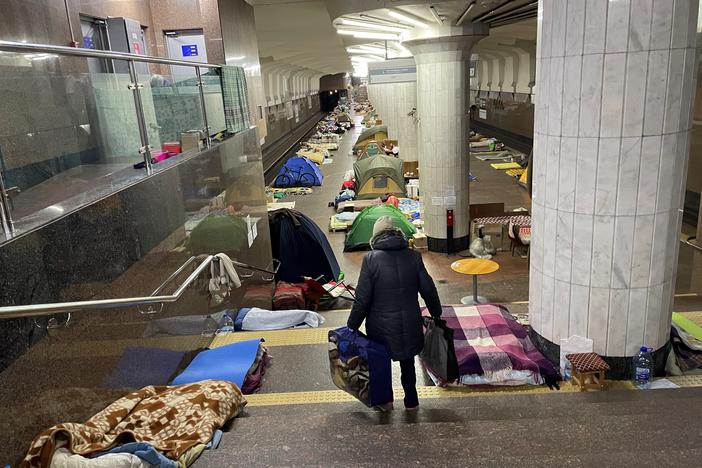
[221, 66, 251, 134]
[209, 253, 242, 305]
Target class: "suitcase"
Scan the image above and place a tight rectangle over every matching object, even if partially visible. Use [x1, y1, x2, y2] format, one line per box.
[328, 327, 392, 407]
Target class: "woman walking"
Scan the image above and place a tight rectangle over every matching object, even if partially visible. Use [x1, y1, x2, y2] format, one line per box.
[347, 216, 443, 410]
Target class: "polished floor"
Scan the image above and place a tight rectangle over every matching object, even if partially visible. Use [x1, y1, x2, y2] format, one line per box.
[196, 114, 702, 467]
[4, 114, 702, 466]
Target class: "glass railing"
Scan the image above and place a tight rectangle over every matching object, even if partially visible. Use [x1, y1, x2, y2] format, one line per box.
[0, 127, 274, 465]
[0, 41, 232, 244]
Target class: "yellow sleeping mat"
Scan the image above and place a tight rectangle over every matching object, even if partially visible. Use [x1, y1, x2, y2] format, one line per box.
[491, 162, 522, 170]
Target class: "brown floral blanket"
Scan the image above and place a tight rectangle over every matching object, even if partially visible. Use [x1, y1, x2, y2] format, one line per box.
[21, 380, 246, 468]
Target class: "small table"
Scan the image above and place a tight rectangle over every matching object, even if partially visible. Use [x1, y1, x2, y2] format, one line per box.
[450, 258, 499, 305]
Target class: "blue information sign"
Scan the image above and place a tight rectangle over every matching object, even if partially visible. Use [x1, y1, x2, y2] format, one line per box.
[181, 44, 198, 57]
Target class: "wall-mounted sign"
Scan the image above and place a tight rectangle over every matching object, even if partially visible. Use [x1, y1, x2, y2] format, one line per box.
[479, 109, 487, 119]
[181, 44, 199, 57]
[368, 58, 416, 84]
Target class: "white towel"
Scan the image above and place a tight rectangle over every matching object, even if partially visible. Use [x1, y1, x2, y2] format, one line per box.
[209, 253, 243, 304]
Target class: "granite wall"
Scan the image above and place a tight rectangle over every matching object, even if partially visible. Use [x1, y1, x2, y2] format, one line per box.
[0, 127, 273, 373]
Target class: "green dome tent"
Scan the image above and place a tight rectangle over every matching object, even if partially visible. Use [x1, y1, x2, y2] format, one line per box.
[353, 154, 406, 200]
[353, 125, 388, 154]
[344, 204, 416, 251]
[357, 141, 382, 160]
[188, 214, 248, 254]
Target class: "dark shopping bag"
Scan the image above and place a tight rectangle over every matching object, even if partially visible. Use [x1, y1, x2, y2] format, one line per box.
[421, 317, 459, 383]
[328, 327, 392, 407]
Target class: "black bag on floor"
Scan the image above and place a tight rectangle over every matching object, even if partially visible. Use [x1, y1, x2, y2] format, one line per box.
[421, 316, 459, 383]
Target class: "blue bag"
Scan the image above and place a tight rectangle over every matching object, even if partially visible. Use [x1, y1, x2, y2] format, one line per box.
[328, 327, 392, 407]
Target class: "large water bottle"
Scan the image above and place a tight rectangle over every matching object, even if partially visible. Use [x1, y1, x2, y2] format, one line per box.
[633, 347, 653, 389]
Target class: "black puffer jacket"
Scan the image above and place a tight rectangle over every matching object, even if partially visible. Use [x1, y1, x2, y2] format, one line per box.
[347, 230, 442, 360]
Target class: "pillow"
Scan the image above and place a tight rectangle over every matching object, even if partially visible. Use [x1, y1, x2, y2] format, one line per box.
[171, 339, 262, 388]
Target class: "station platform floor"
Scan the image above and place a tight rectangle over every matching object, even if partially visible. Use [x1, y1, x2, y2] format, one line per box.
[197, 114, 702, 467]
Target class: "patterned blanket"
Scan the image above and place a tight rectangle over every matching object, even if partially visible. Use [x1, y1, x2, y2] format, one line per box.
[422, 305, 558, 387]
[472, 215, 531, 226]
[21, 380, 246, 468]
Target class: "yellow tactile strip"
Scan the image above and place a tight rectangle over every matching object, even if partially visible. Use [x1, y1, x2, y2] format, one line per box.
[210, 327, 332, 348]
[667, 375, 702, 388]
[244, 381, 636, 407]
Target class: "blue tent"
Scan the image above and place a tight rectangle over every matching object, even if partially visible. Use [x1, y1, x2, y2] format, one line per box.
[268, 209, 340, 283]
[273, 156, 323, 188]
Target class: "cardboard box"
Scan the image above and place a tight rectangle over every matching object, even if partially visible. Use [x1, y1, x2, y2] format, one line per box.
[181, 131, 204, 152]
[403, 161, 419, 179]
[470, 222, 509, 252]
[412, 232, 428, 249]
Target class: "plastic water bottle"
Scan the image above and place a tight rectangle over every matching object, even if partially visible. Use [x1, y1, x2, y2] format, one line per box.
[633, 347, 653, 389]
[219, 312, 235, 334]
[563, 360, 573, 381]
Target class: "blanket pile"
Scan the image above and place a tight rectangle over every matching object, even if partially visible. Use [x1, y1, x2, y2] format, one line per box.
[22, 380, 246, 468]
[422, 305, 558, 387]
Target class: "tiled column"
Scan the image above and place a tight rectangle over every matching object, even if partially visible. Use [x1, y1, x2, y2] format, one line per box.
[405, 34, 486, 251]
[367, 82, 418, 161]
[530, 0, 698, 372]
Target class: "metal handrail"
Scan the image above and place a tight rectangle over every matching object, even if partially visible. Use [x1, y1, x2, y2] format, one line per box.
[0, 40, 222, 69]
[682, 238, 702, 253]
[0, 255, 214, 319]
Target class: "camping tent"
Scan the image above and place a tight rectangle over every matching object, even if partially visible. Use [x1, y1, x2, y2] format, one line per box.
[188, 214, 248, 254]
[337, 112, 352, 123]
[353, 125, 388, 153]
[344, 205, 417, 251]
[273, 156, 323, 188]
[296, 147, 327, 164]
[269, 209, 341, 282]
[357, 141, 382, 160]
[353, 154, 406, 199]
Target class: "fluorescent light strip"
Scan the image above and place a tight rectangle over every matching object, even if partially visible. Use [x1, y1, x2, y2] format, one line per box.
[341, 18, 407, 33]
[358, 13, 414, 29]
[357, 44, 387, 53]
[336, 29, 400, 40]
[388, 10, 430, 29]
[429, 5, 443, 25]
[456, 1, 476, 26]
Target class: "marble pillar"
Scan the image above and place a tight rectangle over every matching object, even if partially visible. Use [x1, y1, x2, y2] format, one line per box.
[530, 0, 699, 367]
[367, 82, 419, 162]
[405, 34, 486, 251]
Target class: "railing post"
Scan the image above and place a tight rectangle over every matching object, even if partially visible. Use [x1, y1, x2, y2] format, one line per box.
[127, 59, 153, 175]
[195, 66, 212, 148]
[0, 170, 15, 238]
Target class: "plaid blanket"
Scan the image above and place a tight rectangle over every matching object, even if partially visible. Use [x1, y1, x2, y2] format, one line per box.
[21, 380, 246, 467]
[422, 305, 558, 387]
[221, 65, 251, 134]
[472, 215, 531, 226]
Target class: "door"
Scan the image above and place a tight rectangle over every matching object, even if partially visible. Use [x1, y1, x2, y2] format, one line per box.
[165, 30, 208, 79]
[80, 16, 112, 74]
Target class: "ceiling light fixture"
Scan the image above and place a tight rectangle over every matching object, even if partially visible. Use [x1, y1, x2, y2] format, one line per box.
[357, 44, 387, 53]
[346, 47, 379, 54]
[388, 10, 431, 29]
[455, 1, 476, 26]
[336, 29, 400, 40]
[358, 13, 414, 29]
[392, 42, 412, 57]
[429, 6, 444, 25]
[341, 18, 407, 33]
